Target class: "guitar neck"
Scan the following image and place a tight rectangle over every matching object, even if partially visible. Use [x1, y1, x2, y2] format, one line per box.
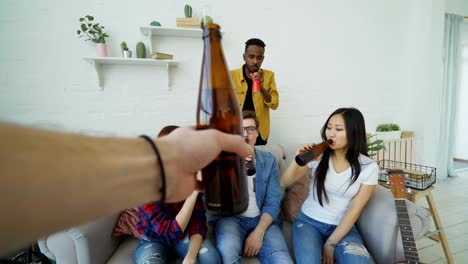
[395, 199, 421, 263]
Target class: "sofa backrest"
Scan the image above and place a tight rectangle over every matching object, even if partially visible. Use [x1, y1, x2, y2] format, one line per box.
[255, 144, 287, 176]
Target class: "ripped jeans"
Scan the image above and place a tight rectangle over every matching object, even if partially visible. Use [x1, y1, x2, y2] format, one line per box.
[134, 235, 220, 264]
[292, 211, 370, 264]
[215, 216, 293, 264]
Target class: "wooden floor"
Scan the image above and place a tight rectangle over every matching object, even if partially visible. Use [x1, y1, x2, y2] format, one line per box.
[416, 170, 468, 263]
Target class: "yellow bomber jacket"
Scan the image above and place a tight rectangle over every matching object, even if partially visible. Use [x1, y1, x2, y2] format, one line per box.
[230, 67, 279, 140]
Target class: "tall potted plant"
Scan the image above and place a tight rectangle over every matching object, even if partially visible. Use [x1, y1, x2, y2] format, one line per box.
[77, 15, 110, 57]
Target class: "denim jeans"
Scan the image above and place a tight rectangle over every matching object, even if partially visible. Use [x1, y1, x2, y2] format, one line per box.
[134, 234, 221, 264]
[215, 215, 293, 264]
[292, 211, 371, 264]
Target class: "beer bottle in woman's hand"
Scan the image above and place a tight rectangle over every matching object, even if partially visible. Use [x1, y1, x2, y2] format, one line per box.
[295, 139, 332, 166]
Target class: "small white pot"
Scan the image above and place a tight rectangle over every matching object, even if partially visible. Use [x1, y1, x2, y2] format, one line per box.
[122, 50, 132, 58]
[375, 131, 402, 141]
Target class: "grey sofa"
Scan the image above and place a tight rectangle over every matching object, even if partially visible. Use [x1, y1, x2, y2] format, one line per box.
[38, 144, 431, 264]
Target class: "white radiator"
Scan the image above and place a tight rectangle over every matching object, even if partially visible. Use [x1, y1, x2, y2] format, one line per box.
[370, 137, 416, 164]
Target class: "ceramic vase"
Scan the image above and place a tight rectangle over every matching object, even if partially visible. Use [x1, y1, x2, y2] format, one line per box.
[97, 43, 108, 57]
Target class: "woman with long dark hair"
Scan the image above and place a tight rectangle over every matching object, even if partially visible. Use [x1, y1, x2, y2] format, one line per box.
[281, 108, 378, 264]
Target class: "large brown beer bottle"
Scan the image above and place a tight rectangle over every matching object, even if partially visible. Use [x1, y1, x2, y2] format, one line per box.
[196, 24, 248, 216]
[295, 139, 332, 166]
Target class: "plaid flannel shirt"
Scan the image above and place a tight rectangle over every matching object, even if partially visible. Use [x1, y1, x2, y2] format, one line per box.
[136, 193, 207, 243]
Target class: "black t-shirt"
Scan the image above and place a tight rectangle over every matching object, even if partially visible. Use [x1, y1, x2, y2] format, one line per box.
[242, 65, 255, 111]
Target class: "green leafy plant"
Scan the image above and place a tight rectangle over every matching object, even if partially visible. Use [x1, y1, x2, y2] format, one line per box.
[200, 15, 213, 27]
[77, 15, 109, 44]
[376, 123, 400, 132]
[367, 134, 385, 157]
[120, 41, 129, 51]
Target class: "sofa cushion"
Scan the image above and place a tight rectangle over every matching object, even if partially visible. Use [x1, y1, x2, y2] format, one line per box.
[280, 173, 310, 223]
[107, 238, 138, 264]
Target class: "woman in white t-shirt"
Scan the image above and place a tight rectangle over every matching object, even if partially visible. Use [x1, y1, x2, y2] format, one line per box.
[281, 108, 378, 264]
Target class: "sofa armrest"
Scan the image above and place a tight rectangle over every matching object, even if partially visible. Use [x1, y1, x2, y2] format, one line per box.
[357, 186, 401, 264]
[39, 214, 121, 264]
[356, 185, 430, 264]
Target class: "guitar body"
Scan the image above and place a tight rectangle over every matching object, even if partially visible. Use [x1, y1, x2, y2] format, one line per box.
[388, 169, 423, 264]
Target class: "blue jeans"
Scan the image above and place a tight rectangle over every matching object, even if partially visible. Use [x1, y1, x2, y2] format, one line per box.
[134, 234, 221, 264]
[292, 211, 371, 264]
[215, 216, 293, 264]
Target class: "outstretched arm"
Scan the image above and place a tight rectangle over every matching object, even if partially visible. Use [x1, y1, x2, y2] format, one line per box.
[0, 123, 253, 255]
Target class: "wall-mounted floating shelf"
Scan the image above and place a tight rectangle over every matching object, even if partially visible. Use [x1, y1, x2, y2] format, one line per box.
[140, 26, 203, 54]
[83, 57, 178, 90]
[140, 26, 203, 38]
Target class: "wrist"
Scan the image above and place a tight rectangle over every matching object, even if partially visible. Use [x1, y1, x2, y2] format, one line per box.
[326, 239, 337, 248]
[140, 135, 166, 204]
[254, 227, 266, 236]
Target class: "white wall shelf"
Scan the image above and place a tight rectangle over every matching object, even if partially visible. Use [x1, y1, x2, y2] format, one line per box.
[83, 27, 203, 91]
[140, 26, 202, 38]
[140, 26, 203, 54]
[83, 57, 178, 90]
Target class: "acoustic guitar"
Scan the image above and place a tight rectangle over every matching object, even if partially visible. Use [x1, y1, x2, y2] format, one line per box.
[388, 168, 422, 264]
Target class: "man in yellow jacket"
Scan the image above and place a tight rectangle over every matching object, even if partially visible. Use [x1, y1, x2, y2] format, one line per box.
[230, 38, 279, 145]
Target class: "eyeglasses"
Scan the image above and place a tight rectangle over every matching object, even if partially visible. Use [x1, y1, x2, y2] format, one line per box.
[242, 126, 257, 134]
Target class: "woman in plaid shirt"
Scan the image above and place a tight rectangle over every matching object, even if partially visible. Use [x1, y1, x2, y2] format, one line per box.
[135, 125, 221, 264]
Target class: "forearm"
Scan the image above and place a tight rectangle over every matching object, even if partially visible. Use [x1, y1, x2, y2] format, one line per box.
[328, 185, 376, 245]
[281, 161, 308, 188]
[260, 87, 272, 102]
[186, 234, 203, 260]
[175, 192, 199, 231]
[254, 213, 274, 234]
[0, 124, 161, 253]
[327, 208, 361, 245]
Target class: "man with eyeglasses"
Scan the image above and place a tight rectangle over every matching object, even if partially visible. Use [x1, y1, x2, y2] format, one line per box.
[214, 110, 292, 263]
[230, 38, 279, 145]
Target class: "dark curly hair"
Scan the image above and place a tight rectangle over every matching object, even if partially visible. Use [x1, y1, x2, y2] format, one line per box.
[245, 38, 265, 52]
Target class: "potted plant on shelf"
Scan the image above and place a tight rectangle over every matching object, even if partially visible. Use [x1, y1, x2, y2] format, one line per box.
[375, 123, 401, 141]
[77, 15, 110, 57]
[176, 4, 199, 28]
[120, 41, 131, 58]
[200, 15, 213, 27]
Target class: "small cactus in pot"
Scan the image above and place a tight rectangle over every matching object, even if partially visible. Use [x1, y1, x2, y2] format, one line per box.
[136, 42, 146, 58]
[150, 21, 161, 27]
[120, 41, 132, 58]
[184, 4, 192, 18]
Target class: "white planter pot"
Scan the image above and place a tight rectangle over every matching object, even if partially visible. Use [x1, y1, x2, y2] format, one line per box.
[375, 131, 402, 141]
[122, 50, 132, 58]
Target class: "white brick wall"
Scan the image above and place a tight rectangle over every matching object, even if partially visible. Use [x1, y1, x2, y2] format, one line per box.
[0, 0, 454, 168]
